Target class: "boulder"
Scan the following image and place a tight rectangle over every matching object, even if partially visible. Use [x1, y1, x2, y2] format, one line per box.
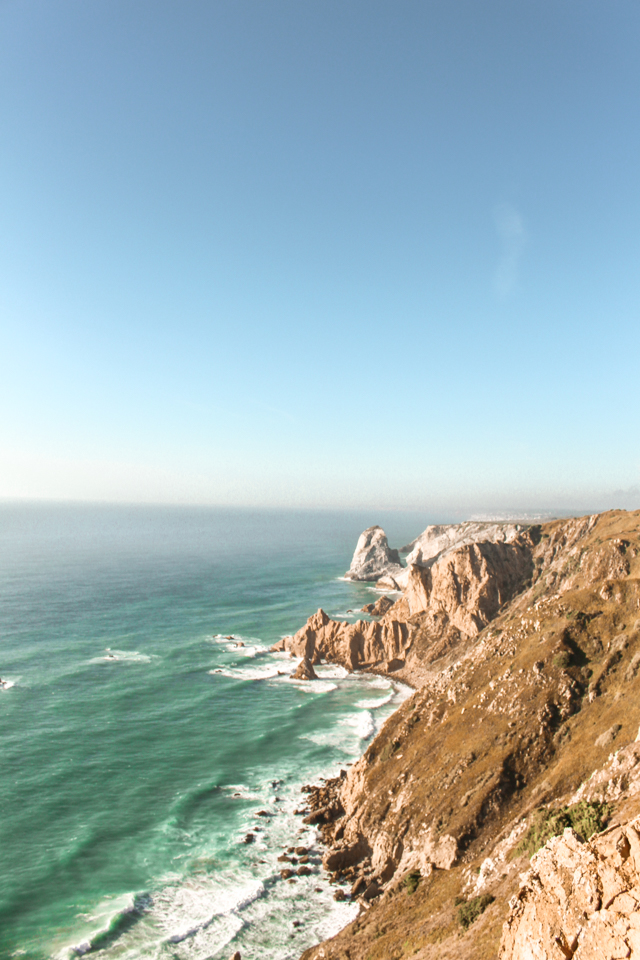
[345, 526, 404, 582]
[292, 657, 318, 681]
[361, 596, 394, 616]
[595, 723, 622, 748]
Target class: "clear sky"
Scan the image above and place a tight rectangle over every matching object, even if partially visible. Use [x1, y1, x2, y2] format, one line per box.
[1, 0, 639, 513]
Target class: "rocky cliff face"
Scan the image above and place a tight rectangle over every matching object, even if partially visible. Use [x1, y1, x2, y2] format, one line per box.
[283, 532, 536, 685]
[402, 521, 528, 569]
[293, 510, 640, 960]
[500, 816, 640, 959]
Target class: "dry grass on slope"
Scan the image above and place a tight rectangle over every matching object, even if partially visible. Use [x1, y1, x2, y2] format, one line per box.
[301, 510, 640, 960]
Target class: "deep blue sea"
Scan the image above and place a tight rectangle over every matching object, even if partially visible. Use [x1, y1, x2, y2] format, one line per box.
[0, 504, 438, 960]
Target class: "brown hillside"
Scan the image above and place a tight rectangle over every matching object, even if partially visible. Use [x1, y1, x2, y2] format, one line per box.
[295, 510, 640, 960]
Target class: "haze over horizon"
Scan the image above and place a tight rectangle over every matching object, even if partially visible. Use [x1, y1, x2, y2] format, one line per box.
[1, 0, 639, 513]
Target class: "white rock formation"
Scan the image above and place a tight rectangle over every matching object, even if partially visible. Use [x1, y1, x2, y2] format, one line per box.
[374, 521, 530, 591]
[402, 521, 527, 568]
[344, 526, 404, 582]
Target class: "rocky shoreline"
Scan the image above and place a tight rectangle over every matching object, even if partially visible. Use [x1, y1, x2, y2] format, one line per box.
[278, 510, 640, 960]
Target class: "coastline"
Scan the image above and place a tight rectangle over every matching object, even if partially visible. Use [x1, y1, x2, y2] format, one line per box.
[283, 510, 640, 960]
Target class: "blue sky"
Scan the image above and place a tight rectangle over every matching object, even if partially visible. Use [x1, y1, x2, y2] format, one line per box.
[1, 0, 639, 512]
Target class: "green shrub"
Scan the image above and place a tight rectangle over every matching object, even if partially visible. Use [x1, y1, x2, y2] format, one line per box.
[553, 651, 571, 669]
[457, 894, 494, 930]
[403, 870, 421, 894]
[514, 800, 610, 859]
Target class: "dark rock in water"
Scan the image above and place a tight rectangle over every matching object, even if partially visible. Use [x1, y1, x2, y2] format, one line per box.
[277, 854, 291, 863]
[297, 865, 312, 876]
[280, 869, 294, 879]
[292, 657, 318, 681]
[333, 889, 346, 901]
[287, 846, 295, 853]
[295, 846, 308, 855]
[256, 810, 270, 817]
[287, 877, 297, 884]
[229, 953, 241, 960]
[298, 855, 310, 864]
[243, 833, 255, 844]
[270, 638, 286, 652]
[292, 920, 302, 927]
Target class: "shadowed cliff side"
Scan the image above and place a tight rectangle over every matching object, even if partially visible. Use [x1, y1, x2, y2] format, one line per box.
[294, 510, 640, 960]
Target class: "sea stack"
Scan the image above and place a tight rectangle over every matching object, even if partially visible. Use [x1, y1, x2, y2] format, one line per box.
[344, 526, 404, 583]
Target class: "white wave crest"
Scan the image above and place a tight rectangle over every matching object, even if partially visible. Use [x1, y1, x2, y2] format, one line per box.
[314, 664, 349, 680]
[209, 665, 285, 682]
[340, 711, 375, 740]
[355, 692, 394, 709]
[287, 680, 338, 694]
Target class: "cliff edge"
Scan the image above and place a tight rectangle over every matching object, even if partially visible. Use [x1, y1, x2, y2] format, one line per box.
[292, 510, 640, 960]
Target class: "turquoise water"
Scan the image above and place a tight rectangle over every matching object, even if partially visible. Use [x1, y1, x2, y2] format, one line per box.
[0, 505, 436, 960]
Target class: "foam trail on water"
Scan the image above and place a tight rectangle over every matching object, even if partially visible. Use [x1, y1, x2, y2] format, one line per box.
[356, 692, 395, 709]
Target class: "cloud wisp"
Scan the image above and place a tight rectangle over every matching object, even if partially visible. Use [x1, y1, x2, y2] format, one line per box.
[493, 203, 527, 298]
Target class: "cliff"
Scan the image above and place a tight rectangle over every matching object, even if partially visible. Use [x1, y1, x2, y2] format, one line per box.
[292, 510, 640, 960]
[280, 529, 536, 686]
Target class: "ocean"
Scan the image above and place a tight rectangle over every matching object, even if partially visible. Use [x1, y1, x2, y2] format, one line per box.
[0, 504, 437, 960]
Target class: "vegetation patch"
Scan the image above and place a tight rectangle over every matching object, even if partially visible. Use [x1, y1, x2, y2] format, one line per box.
[457, 894, 495, 930]
[514, 800, 611, 859]
[553, 651, 571, 669]
[403, 869, 421, 894]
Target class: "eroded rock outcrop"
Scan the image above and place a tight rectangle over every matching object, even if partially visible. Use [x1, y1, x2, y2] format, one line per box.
[292, 657, 318, 681]
[344, 526, 404, 583]
[361, 596, 394, 616]
[500, 817, 640, 959]
[402, 521, 528, 569]
[284, 534, 536, 681]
